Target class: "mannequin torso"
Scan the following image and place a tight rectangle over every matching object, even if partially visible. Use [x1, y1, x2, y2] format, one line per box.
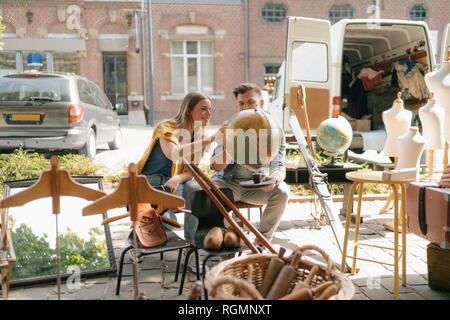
[382, 95, 412, 157]
[397, 127, 426, 179]
[425, 61, 450, 141]
[418, 96, 445, 150]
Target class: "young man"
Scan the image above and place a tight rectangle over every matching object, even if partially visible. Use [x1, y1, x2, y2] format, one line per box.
[210, 83, 290, 243]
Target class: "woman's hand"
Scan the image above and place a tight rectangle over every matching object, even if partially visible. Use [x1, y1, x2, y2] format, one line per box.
[163, 175, 182, 194]
[211, 122, 228, 144]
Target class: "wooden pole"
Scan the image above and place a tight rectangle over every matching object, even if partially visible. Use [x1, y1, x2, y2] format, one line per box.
[183, 160, 276, 254]
[428, 149, 434, 178]
[128, 164, 140, 300]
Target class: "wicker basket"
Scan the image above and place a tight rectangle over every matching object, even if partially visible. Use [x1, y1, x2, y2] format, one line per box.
[204, 245, 355, 300]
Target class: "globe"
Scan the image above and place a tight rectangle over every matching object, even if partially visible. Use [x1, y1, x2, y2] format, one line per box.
[316, 116, 353, 157]
[223, 108, 282, 171]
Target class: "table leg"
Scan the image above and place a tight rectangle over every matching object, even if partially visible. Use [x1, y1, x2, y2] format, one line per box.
[341, 182, 358, 273]
[392, 184, 400, 300]
[341, 184, 363, 224]
[352, 182, 364, 275]
[340, 184, 351, 216]
[400, 183, 407, 287]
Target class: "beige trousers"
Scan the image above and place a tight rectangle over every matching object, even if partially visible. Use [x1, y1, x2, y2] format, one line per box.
[212, 177, 290, 242]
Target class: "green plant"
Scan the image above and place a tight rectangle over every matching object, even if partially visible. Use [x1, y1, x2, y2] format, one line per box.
[286, 149, 388, 196]
[0, 150, 107, 193]
[0, 14, 5, 51]
[58, 153, 104, 176]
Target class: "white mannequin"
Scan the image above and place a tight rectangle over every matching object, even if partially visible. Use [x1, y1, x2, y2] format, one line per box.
[397, 127, 426, 180]
[425, 53, 450, 167]
[425, 59, 450, 140]
[419, 93, 445, 150]
[419, 93, 445, 177]
[384, 128, 426, 231]
[382, 92, 412, 157]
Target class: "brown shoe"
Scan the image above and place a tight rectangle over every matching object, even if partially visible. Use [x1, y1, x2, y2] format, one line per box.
[223, 227, 244, 248]
[203, 227, 225, 250]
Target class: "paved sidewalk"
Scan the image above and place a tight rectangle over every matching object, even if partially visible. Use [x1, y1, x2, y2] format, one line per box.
[4, 197, 450, 301]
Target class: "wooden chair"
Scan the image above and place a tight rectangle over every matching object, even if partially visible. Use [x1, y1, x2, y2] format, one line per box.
[235, 202, 263, 233]
[82, 163, 193, 300]
[181, 160, 276, 299]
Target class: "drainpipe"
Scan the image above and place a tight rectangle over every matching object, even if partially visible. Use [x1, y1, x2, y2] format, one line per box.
[244, 0, 249, 82]
[140, 2, 150, 125]
[375, 0, 381, 19]
[147, 0, 155, 126]
[135, 10, 140, 54]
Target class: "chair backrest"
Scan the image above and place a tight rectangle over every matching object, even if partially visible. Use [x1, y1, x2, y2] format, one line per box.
[183, 180, 234, 230]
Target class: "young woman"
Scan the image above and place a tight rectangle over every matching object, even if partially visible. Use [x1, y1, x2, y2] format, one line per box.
[136, 91, 224, 238]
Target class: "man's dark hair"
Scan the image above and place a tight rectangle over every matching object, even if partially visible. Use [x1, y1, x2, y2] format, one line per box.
[232, 82, 262, 99]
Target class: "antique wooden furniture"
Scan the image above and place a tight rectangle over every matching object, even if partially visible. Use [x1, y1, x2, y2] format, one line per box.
[82, 162, 188, 300]
[0, 208, 16, 300]
[0, 156, 106, 300]
[341, 170, 415, 299]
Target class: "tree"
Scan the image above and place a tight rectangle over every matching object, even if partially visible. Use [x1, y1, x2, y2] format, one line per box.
[9, 217, 110, 281]
[0, 14, 5, 51]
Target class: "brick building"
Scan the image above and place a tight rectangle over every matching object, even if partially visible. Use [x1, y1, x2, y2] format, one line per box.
[0, 0, 448, 125]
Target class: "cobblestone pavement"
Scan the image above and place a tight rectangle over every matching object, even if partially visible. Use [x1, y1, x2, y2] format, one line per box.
[4, 199, 450, 301]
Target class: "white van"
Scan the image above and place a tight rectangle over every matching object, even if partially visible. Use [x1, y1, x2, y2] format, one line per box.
[269, 17, 450, 150]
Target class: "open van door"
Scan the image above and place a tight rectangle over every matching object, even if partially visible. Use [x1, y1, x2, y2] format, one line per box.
[441, 23, 450, 64]
[285, 17, 332, 130]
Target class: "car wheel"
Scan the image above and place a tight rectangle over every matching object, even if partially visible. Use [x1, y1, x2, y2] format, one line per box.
[108, 129, 122, 150]
[80, 128, 96, 158]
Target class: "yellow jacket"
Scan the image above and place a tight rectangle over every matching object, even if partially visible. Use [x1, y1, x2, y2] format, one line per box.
[136, 122, 188, 178]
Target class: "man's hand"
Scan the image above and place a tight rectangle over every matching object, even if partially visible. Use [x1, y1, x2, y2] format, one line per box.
[261, 171, 284, 192]
[163, 175, 182, 194]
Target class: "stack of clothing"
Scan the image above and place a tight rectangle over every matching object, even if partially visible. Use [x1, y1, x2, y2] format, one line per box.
[347, 67, 384, 119]
[391, 60, 428, 100]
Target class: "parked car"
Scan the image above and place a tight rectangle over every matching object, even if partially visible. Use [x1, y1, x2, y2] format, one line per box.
[0, 71, 122, 158]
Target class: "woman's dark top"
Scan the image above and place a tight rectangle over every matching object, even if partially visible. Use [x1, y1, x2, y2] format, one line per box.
[141, 139, 172, 178]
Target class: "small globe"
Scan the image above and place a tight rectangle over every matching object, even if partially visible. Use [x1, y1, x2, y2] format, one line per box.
[223, 108, 282, 171]
[316, 116, 353, 156]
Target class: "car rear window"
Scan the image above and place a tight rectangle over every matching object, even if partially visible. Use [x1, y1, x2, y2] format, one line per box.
[0, 76, 71, 102]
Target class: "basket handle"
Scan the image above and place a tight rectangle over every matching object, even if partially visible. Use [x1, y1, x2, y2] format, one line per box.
[289, 244, 336, 279]
[209, 276, 264, 300]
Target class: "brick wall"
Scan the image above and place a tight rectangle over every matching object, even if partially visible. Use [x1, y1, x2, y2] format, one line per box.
[0, 0, 448, 125]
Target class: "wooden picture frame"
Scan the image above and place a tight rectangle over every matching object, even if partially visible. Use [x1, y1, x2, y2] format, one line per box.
[3, 176, 116, 287]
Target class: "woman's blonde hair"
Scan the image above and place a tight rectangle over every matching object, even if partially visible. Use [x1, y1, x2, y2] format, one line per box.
[168, 91, 211, 135]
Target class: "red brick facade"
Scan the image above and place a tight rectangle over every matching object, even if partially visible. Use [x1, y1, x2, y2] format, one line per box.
[0, 0, 448, 125]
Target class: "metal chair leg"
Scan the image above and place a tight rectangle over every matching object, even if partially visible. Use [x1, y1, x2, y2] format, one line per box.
[194, 249, 200, 281]
[116, 245, 133, 295]
[179, 248, 195, 295]
[174, 248, 182, 282]
[202, 254, 216, 300]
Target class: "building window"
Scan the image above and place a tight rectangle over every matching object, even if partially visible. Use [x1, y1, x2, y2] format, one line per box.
[262, 3, 287, 23]
[171, 40, 213, 95]
[0, 52, 17, 76]
[53, 52, 78, 74]
[410, 4, 427, 21]
[263, 64, 280, 88]
[329, 5, 355, 24]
